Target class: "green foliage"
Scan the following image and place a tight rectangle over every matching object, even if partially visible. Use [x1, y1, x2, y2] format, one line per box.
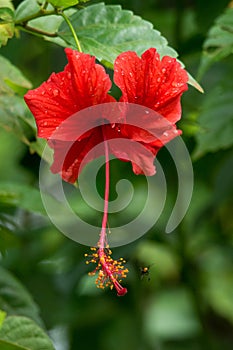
[0, 55, 31, 90]
[0, 316, 55, 350]
[48, 0, 80, 8]
[0, 55, 35, 144]
[58, 3, 177, 63]
[0, 0, 232, 349]
[193, 76, 233, 158]
[198, 8, 233, 77]
[58, 3, 201, 90]
[0, 1, 14, 47]
[195, 0, 229, 32]
[0, 310, 6, 326]
[15, 0, 41, 23]
[194, 6, 233, 157]
[0, 267, 42, 325]
[0, 182, 48, 215]
[145, 288, 201, 340]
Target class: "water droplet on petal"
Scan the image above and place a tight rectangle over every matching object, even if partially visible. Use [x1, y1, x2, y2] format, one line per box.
[41, 90, 46, 95]
[157, 77, 161, 83]
[162, 68, 166, 74]
[111, 123, 115, 128]
[145, 110, 149, 114]
[67, 72, 71, 79]
[163, 131, 169, 137]
[53, 89, 59, 97]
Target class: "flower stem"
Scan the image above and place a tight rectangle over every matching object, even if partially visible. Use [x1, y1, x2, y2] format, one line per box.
[99, 126, 110, 249]
[59, 11, 82, 52]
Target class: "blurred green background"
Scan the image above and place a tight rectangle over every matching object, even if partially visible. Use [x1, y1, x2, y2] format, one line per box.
[0, 0, 233, 349]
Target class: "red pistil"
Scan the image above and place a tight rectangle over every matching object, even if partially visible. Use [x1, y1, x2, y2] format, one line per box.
[85, 125, 128, 296]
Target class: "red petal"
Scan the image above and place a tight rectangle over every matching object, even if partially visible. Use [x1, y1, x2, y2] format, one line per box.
[49, 127, 104, 183]
[49, 123, 158, 183]
[114, 48, 188, 122]
[48, 103, 182, 182]
[104, 125, 157, 176]
[24, 49, 113, 139]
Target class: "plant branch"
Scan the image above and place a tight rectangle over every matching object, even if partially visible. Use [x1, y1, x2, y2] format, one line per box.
[16, 24, 58, 38]
[15, 10, 56, 25]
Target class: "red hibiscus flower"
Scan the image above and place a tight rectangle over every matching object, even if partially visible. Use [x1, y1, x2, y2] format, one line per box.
[25, 48, 188, 183]
[24, 47, 188, 296]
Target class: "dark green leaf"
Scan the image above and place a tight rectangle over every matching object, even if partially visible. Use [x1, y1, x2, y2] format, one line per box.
[58, 3, 201, 90]
[0, 225, 19, 255]
[199, 8, 233, 77]
[0, 267, 42, 326]
[193, 82, 233, 158]
[0, 316, 55, 350]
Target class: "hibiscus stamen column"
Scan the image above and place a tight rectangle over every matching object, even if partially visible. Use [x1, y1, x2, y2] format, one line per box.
[85, 125, 128, 296]
[99, 125, 110, 251]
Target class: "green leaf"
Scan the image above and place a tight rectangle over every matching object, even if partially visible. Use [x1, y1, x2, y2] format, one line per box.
[58, 3, 177, 61]
[15, 0, 40, 22]
[48, 0, 80, 8]
[0, 316, 55, 350]
[0, 7, 14, 47]
[0, 183, 47, 216]
[0, 339, 28, 350]
[0, 55, 32, 91]
[0, 55, 34, 142]
[0, 266, 42, 326]
[193, 81, 233, 158]
[199, 8, 233, 77]
[0, 310, 6, 327]
[200, 247, 233, 324]
[0, 225, 19, 255]
[58, 3, 200, 90]
[0, 93, 32, 144]
[145, 288, 201, 340]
